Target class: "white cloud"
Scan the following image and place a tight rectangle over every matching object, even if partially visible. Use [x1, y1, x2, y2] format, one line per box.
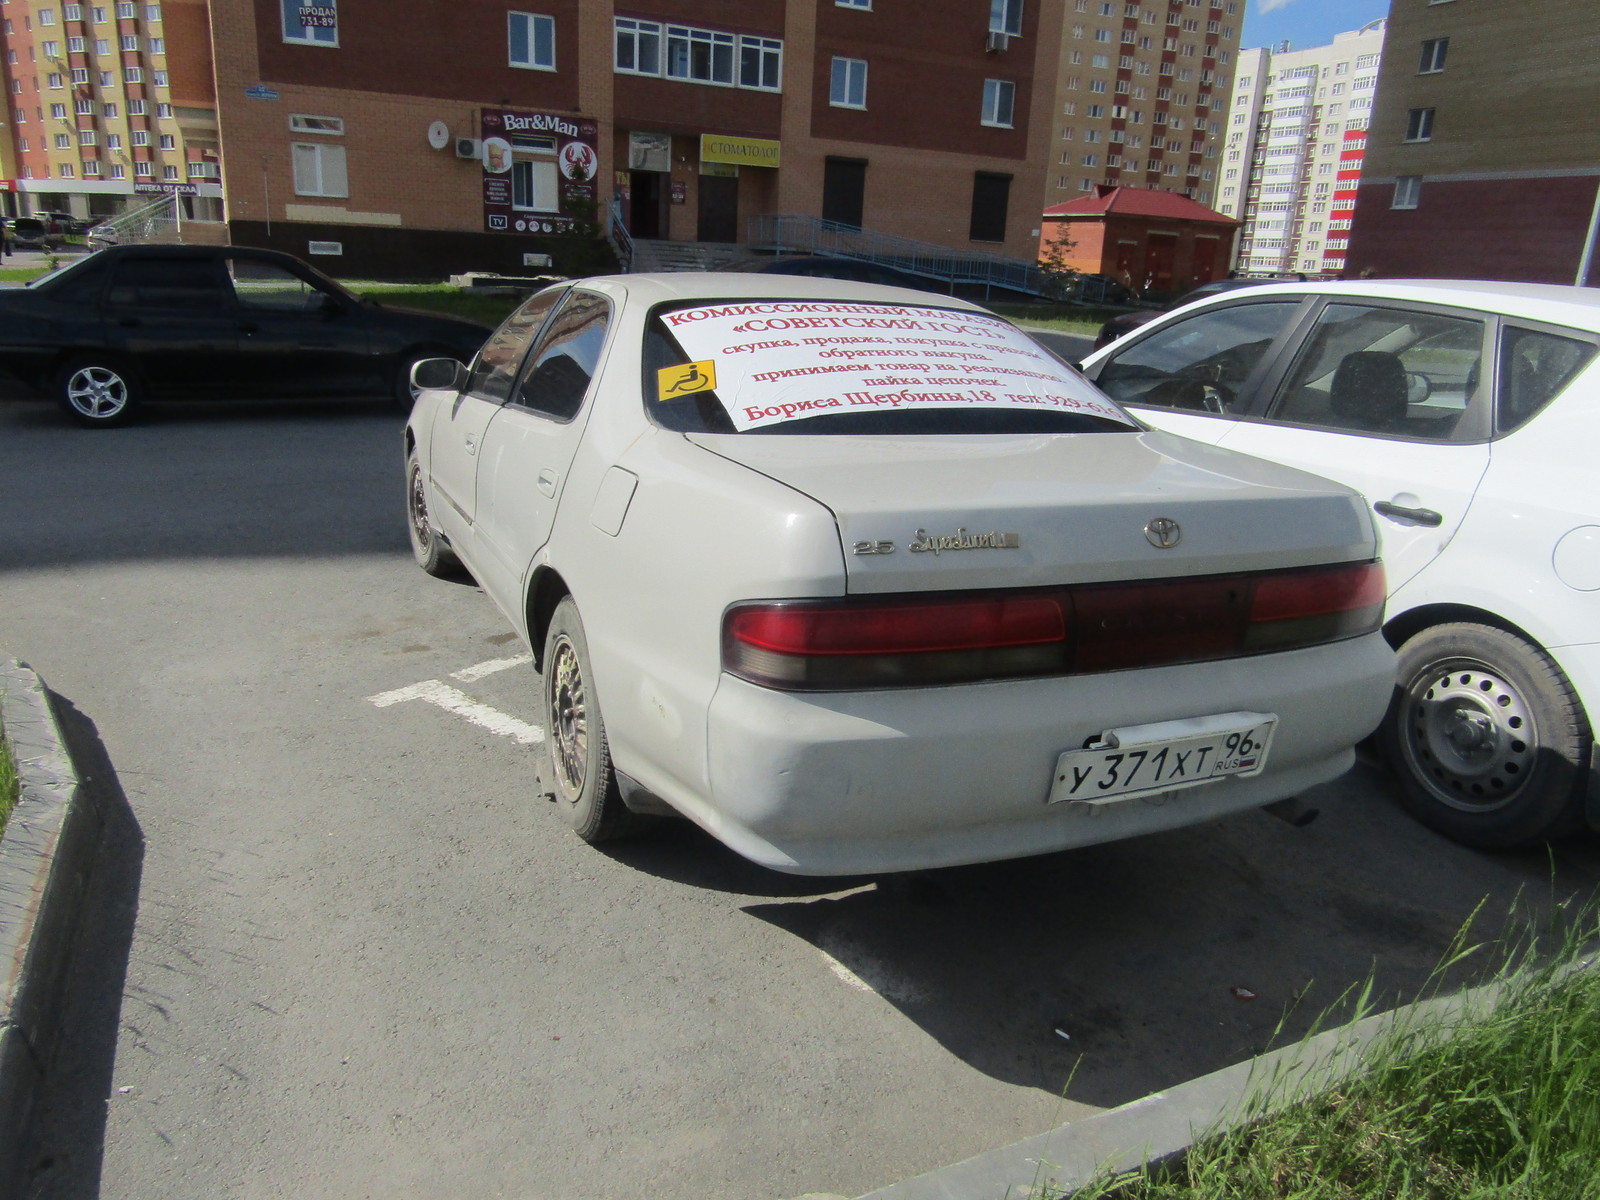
[1258, 0, 1301, 12]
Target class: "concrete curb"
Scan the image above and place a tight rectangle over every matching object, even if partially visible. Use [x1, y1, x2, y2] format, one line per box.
[0, 660, 102, 1192]
[853, 977, 1515, 1200]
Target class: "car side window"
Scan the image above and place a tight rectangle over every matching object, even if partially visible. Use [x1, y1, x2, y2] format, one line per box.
[1094, 301, 1300, 414]
[465, 287, 565, 404]
[1265, 304, 1485, 441]
[226, 257, 332, 313]
[510, 290, 610, 422]
[1497, 325, 1596, 435]
[105, 258, 224, 309]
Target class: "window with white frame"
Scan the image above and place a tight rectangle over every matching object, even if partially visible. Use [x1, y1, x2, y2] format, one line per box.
[66, 36, 83, 51]
[98, 71, 113, 86]
[159, 133, 173, 148]
[116, 1, 134, 15]
[289, 113, 342, 134]
[666, 24, 734, 84]
[147, 3, 160, 19]
[130, 129, 148, 144]
[128, 98, 145, 114]
[292, 140, 346, 195]
[830, 56, 866, 107]
[1418, 38, 1447, 73]
[988, 0, 1022, 37]
[84, 159, 101, 175]
[109, 162, 124, 178]
[79, 128, 95, 144]
[188, 160, 217, 178]
[134, 160, 152, 177]
[124, 66, 141, 81]
[1405, 107, 1434, 141]
[92, 6, 107, 20]
[46, 73, 64, 88]
[54, 132, 71, 148]
[119, 34, 137, 50]
[59, 163, 74, 177]
[39, 7, 57, 24]
[282, 0, 336, 46]
[838, 0, 871, 7]
[1393, 176, 1421, 208]
[508, 11, 554, 70]
[75, 97, 93, 113]
[739, 35, 780, 89]
[106, 132, 121, 148]
[149, 36, 162, 52]
[152, 69, 166, 85]
[70, 67, 87, 82]
[65, 4, 85, 18]
[157, 102, 170, 117]
[162, 164, 178, 179]
[982, 78, 1015, 127]
[614, 17, 660, 73]
[509, 133, 560, 212]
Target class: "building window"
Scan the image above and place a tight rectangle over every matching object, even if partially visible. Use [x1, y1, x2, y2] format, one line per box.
[93, 6, 107, 20]
[84, 159, 101, 175]
[79, 128, 95, 144]
[289, 113, 343, 134]
[109, 162, 124, 178]
[127, 97, 145, 114]
[509, 134, 559, 212]
[65, 4, 86, 18]
[134, 160, 152, 177]
[188, 160, 217, 178]
[152, 69, 166, 85]
[282, 0, 337, 47]
[147, 3, 160, 19]
[158, 133, 174, 148]
[292, 141, 347, 196]
[119, 33, 137, 50]
[508, 12, 554, 70]
[156, 102, 170, 116]
[38, 6, 56, 24]
[739, 36, 781, 90]
[98, 70, 113, 85]
[148, 36, 163, 52]
[988, 0, 1022, 37]
[1405, 107, 1434, 141]
[614, 17, 660, 74]
[54, 132, 71, 148]
[94, 38, 109, 53]
[969, 170, 1010, 241]
[58, 163, 74, 177]
[1418, 38, 1448, 73]
[830, 56, 867, 108]
[665, 25, 735, 84]
[124, 66, 141, 81]
[130, 129, 148, 144]
[982, 78, 1015, 127]
[106, 132, 121, 148]
[66, 36, 82, 51]
[837, 0, 871, 7]
[116, 1, 134, 15]
[50, 102, 67, 117]
[1393, 175, 1421, 208]
[70, 67, 87, 83]
[162, 164, 178, 179]
[47, 72, 64, 88]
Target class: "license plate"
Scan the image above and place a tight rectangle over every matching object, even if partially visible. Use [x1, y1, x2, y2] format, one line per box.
[1048, 711, 1276, 807]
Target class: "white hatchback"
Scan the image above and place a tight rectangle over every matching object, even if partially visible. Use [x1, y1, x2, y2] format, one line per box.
[405, 274, 1394, 875]
[1081, 280, 1600, 849]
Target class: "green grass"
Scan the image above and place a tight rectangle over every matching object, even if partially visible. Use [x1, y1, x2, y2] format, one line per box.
[1066, 900, 1600, 1200]
[0, 724, 16, 838]
[989, 300, 1134, 337]
[0, 267, 49, 284]
[347, 283, 523, 327]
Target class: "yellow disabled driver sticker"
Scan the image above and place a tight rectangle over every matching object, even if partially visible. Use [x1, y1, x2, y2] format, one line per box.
[657, 360, 717, 400]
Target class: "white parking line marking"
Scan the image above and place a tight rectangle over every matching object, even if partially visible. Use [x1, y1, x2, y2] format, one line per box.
[451, 653, 533, 683]
[367, 680, 545, 745]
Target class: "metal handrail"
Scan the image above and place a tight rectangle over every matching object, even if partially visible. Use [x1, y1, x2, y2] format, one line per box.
[608, 198, 634, 273]
[747, 213, 1049, 297]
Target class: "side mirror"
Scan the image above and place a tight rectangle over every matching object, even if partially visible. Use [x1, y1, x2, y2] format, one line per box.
[411, 357, 468, 394]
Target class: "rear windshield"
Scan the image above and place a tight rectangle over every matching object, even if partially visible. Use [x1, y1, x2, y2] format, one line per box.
[645, 300, 1137, 435]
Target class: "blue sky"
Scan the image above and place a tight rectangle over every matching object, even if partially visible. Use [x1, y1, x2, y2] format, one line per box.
[1241, 0, 1392, 53]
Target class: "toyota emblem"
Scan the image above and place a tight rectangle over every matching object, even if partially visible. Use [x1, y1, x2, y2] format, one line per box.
[1144, 517, 1182, 549]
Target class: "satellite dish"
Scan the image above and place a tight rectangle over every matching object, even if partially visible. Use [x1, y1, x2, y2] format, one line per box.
[427, 120, 450, 151]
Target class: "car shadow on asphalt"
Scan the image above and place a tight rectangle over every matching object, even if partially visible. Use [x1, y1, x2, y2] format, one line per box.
[707, 764, 1600, 1109]
[20, 696, 145, 1200]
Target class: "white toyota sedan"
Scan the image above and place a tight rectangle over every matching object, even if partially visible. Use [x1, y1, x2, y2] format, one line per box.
[1079, 280, 1600, 850]
[404, 274, 1394, 875]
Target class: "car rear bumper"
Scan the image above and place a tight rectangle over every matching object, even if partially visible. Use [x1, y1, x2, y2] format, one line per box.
[696, 633, 1396, 874]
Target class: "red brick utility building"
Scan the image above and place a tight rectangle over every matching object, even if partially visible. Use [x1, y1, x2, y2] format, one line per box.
[205, 0, 1062, 278]
[1039, 185, 1238, 294]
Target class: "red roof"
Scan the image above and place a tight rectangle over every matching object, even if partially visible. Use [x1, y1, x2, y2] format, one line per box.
[1042, 185, 1236, 225]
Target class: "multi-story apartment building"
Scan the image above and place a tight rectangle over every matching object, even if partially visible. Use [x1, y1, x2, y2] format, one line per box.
[205, 0, 1060, 279]
[1219, 20, 1384, 279]
[1044, 0, 1243, 213]
[1348, 0, 1600, 284]
[0, 0, 220, 223]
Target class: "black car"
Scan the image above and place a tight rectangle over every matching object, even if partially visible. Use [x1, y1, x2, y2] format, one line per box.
[1093, 278, 1277, 350]
[0, 244, 494, 426]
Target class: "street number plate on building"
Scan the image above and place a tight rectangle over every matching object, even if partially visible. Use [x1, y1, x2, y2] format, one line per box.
[1048, 711, 1276, 807]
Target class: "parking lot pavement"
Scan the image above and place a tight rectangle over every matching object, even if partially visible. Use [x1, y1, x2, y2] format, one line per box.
[6, 400, 1600, 1200]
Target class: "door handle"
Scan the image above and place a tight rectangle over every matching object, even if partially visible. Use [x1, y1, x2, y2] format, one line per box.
[537, 468, 559, 498]
[1374, 500, 1443, 527]
[463, 433, 478, 456]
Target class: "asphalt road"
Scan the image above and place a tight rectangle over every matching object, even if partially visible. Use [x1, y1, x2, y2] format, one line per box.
[4, 391, 1598, 1200]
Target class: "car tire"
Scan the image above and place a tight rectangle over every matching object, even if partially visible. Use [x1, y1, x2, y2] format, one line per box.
[405, 451, 461, 578]
[541, 596, 650, 843]
[1381, 622, 1591, 848]
[54, 358, 142, 427]
[394, 348, 461, 411]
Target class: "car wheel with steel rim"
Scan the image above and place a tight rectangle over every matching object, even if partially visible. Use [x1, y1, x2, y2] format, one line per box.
[54, 358, 141, 427]
[541, 596, 648, 842]
[405, 450, 461, 577]
[1381, 622, 1590, 848]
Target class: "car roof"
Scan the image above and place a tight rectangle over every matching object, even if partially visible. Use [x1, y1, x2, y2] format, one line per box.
[568, 271, 990, 312]
[1183, 278, 1600, 332]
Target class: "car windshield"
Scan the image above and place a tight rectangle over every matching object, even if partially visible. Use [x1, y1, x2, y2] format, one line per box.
[644, 299, 1138, 435]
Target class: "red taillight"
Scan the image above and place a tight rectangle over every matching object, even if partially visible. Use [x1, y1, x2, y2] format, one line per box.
[723, 561, 1385, 691]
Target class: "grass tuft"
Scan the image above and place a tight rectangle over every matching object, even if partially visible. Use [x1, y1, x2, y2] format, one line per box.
[0, 721, 16, 838]
[1060, 894, 1600, 1200]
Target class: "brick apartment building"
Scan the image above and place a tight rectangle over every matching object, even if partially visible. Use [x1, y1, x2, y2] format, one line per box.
[0, 0, 221, 223]
[207, 0, 1061, 278]
[1347, 0, 1600, 284]
[1043, 0, 1243, 214]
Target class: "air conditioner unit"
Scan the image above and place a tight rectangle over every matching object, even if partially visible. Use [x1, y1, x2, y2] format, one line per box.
[455, 137, 482, 160]
[985, 30, 1011, 51]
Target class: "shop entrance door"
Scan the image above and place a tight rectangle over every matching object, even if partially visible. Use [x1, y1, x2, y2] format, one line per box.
[628, 171, 665, 238]
[697, 175, 739, 242]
